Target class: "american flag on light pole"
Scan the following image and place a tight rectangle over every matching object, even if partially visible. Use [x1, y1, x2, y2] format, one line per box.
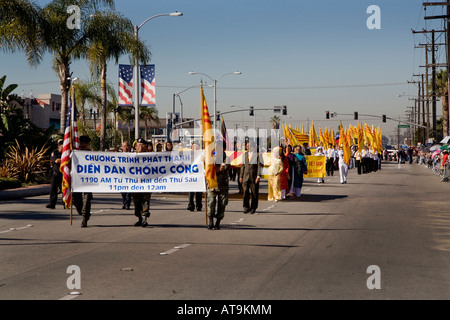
[118, 64, 134, 106]
[60, 95, 79, 208]
[140, 64, 155, 106]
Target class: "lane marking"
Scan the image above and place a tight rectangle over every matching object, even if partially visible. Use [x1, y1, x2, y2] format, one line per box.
[58, 292, 81, 300]
[0, 224, 33, 234]
[160, 243, 191, 255]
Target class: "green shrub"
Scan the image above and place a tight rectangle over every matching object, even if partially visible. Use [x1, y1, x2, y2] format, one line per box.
[0, 177, 21, 190]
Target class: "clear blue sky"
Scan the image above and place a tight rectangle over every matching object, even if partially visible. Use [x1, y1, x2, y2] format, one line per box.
[1, 0, 444, 139]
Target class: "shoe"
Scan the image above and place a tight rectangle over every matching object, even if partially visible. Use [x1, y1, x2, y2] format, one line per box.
[81, 218, 88, 228]
[134, 217, 142, 227]
[243, 208, 250, 214]
[46, 204, 55, 209]
[197, 207, 202, 212]
[142, 218, 148, 227]
[250, 209, 256, 214]
[122, 205, 126, 209]
[208, 218, 215, 230]
[214, 219, 222, 230]
[187, 206, 194, 212]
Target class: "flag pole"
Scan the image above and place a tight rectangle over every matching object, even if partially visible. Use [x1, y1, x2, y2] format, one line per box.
[69, 85, 75, 226]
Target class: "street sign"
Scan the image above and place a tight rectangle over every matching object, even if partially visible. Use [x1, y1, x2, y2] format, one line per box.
[398, 124, 410, 128]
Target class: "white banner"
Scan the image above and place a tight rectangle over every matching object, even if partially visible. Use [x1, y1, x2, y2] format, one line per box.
[71, 150, 206, 193]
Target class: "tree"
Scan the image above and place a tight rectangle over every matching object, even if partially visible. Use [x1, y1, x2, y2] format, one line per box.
[140, 106, 159, 140]
[83, 9, 150, 150]
[436, 69, 449, 138]
[270, 115, 281, 130]
[0, 75, 18, 113]
[0, 0, 115, 134]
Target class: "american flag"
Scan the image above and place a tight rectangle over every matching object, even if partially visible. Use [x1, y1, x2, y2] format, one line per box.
[118, 64, 134, 106]
[140, 65, 155, 106]
[60, 96, 79, 208]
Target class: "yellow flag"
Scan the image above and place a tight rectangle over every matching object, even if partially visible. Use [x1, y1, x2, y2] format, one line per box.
[201, 84, 217, 189]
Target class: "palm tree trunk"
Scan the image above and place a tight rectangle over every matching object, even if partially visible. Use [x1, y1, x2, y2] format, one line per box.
[58, 61, 70, 134]
[100, 60, 107, 151]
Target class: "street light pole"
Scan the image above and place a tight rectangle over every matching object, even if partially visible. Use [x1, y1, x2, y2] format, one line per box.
[133, 12, 183, 141]
[189, 71, 241, 130]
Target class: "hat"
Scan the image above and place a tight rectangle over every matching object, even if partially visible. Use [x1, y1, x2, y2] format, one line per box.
[135, 138, 148, 145]
[80, 135, 91, 143]
[57, 139, 63, 145]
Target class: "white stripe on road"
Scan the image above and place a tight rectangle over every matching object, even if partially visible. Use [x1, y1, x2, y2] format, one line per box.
[0, 224, 33, 234]
[58, 292, 81, 300]
[160, 243, 191, 255]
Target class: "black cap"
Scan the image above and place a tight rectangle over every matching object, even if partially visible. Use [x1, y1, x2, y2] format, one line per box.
[136, 138, 148, 145]
[80, 135, 91, 143]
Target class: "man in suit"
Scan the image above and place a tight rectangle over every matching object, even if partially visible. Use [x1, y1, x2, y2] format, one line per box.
[239, 140, 261, 214]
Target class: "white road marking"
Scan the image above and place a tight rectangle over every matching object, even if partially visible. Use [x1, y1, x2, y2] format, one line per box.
[160, 243, 191, 255]
[0, 224, 33, 234]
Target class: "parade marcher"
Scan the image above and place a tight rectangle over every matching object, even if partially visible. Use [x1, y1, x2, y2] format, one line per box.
[354, 146, 362, 175]
[165, 141, 173, 151]
[289, 145, 307, 197]
[325, 143, 335, 176]
[268, 146, 283, 202]
[72, 135, 93, 228]
[285, 144, 294, 196]
[187, 142, 202, 211]
[303, 142, 311, 155]
[207, 151, 230, 230]
[120, 141, 132, 210]
[314, 146, 325, 183]
[239, 140, 261, 214]
[338, 145, 348, 184]
[46, 139, 64, 209]
[132, 138, 151, 227]
[361, 145, 369, 174]
[280, 146, 290, 199]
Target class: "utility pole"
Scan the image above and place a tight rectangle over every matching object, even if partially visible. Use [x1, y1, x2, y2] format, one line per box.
[423, 1, 450, 137]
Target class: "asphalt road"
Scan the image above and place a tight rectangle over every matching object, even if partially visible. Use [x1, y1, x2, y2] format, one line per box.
[1, 161, 450, 303]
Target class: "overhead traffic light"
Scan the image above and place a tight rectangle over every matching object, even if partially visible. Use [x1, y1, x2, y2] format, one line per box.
[354, 112, 358, 120]
[249, 106, 254, 116]
[382, 114, 386, 122]
[282, 105, 287, 115]
[326, 111, 330, 119]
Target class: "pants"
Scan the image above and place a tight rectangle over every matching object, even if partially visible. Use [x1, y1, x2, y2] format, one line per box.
[133, 193, 151, 218]
[73, 192, 93, 220]
[326, 158, 334, 176]
[121, 192, 131, 208]
[48, 172, 62, 206]
[207, 189, 228, 220]
[339, 161, 348, 183]
[355, 159, 361, 174]
[188, 192, 203, 211]
[243, 180, 259, 210]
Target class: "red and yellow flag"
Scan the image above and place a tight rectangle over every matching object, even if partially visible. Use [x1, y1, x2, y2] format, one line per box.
[201, 84, 218, 189]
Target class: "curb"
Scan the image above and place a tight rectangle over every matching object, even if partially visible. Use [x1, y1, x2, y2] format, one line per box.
[0, 184, 51, 201]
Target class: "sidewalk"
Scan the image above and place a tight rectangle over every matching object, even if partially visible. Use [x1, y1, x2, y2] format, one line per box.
[0, 184, 51, 201]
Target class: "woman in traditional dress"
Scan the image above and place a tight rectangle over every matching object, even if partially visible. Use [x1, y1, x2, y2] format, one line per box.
[268, 146, 283, 201]
[289, 145, 308, 198]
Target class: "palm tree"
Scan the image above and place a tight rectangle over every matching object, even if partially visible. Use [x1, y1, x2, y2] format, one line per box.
[436, 69, 449, 138]
[0, 0, 115, 134]
[140, 106, 159, 140]
[83, 9, 150, 150]
[270, 115, 281, 130]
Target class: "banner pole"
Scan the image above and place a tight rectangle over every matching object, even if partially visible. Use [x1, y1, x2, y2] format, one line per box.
[70, 200, 73, 225]
[204, 191, 207, 225]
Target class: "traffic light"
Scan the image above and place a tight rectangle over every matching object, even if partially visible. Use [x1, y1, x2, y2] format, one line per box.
[354, 112, 358, 120]
[326, 111, 330, 119]
[382, 114, 386, 122]
[282, 105, 287, 115]
[249, 106, 254, 116]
